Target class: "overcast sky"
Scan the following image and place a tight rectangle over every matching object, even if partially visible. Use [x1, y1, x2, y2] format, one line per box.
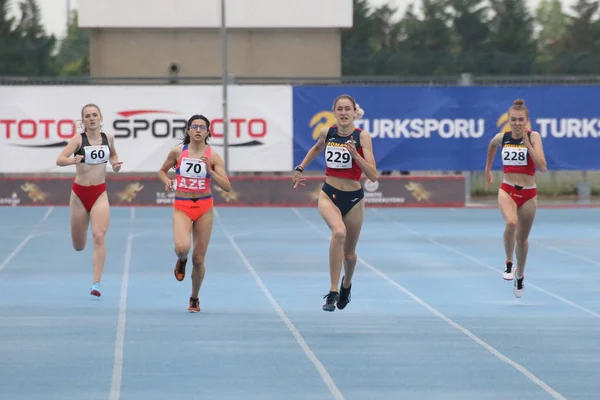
[32, 0, 578, 39]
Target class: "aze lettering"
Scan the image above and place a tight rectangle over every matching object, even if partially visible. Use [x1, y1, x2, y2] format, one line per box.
[178, 178, 207, 190]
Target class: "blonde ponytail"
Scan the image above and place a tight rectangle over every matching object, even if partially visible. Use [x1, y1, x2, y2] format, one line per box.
[355, 103, 365, 119]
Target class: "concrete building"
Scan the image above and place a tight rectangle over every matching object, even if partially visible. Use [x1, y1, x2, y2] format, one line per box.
[78, 0, 353, 81]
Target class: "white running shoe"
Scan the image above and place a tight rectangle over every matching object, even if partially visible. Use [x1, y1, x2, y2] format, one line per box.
[503, 261, 514, 281]
[513, 275, 524, 298]
[90, 281, 101, 297]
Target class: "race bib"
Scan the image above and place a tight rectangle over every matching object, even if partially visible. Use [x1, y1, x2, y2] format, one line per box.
[325, 146, 352, 169]
[502, 146, 528, 166]
[180, 157, 207, 178]
[84, 145, 110, 164]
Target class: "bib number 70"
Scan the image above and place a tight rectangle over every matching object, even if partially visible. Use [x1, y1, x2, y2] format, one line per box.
[181, 158, 206, 178]
[185, 162, 202, 175]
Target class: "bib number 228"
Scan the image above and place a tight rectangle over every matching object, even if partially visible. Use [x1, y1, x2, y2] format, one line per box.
[502, 148, 527, 166]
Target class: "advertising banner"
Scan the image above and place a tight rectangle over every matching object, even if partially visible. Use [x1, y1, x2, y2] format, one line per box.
[0, 176, 466, 208]
[293, 86, 600, 171]
[0, 85, 293, 173]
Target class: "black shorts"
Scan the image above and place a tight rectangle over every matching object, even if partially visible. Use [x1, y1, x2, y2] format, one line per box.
[321, 182, 365, 217]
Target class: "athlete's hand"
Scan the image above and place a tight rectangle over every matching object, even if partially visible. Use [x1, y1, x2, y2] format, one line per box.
[522, 132, 532, 148]
[165, 180, 176, 193]
[344, 138, 358, 158]
[201, 156, 214, 174]
[485, 170, 493, 191]
[112, 162, 123, 172]
[292, 171, 306, 189]
[73, 155, 84, 164]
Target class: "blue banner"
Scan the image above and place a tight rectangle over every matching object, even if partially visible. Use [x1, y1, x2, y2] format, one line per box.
[293, 86, 600, 171]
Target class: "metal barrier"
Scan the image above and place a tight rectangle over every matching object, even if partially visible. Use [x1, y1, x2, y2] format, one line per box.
[2, 74, 598, 199]
[3, 74, 600, 86]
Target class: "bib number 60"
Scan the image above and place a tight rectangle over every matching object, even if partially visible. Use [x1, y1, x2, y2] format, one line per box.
[90, 149, 105, 160]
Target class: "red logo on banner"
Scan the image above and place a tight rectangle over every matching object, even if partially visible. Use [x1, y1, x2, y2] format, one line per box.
[1, 119, 77, 147]
[113, 109, 268, 147]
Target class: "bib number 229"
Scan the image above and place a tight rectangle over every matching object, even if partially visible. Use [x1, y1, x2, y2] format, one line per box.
[325, 147, 352, 169]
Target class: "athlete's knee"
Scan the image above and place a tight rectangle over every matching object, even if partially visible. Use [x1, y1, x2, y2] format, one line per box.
[516, 236, 529, 246]
[72, 240, 85, 252]
[192, 253, 205, 268]
[344, 252, 357, 263]
[505, 219, 518, 230]
[331, 228, 346, 244]
[174, 242, 190, 257]
[91, 230, 106, 247]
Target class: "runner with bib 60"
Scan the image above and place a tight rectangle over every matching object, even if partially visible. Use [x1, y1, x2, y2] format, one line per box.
[56, 103, 123, 298]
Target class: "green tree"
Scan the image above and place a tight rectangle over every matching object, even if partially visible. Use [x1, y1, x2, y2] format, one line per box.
[341, 0, 378, 75]
[386, 0, 455, 76]
[0, 0, 23, 74]
[488, 0, 536, 74]
[339, 0, 600, 77]
[534, 0, 569, 73]
[536, 0, 569, 46]
[1, 0, 57, 76]
[379, 3, 421, 75]
[558, 0, 600, 73]
[365, 3, 399, 74]
[54, 10, 90, 76]
[449, 0, 491, 73]
[420, 0, 454, 75]
[563, 0, 599, 52]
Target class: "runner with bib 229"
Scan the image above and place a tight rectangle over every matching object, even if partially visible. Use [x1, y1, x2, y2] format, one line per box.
[293, 94, 378, 312]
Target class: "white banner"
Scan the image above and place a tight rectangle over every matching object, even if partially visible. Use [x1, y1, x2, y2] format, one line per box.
[0, 85, 293, 173]
[79, 0, 352, 29]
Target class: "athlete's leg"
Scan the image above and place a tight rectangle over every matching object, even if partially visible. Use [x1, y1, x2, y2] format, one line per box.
[337, 200, 365, 310]
[515, 196, 537, 278]
[172, 208, 193, 281]
[89, 192, 110, 284]
[341, 200, 364, 288]
[188, 208, 214, 312]
[318, 191, 346, 293]
[498, 189, 518, 278]
[70, 191, 90, 251]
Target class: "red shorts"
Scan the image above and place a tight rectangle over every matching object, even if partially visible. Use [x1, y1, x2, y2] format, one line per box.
[500, 182, 537, 208]
[174, 196, 214, 222]
[72, 182, 107, 213]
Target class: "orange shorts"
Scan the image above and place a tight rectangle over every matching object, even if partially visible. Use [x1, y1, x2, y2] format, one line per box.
[500, 181, 537, 208]
[174, 196, 214, 222]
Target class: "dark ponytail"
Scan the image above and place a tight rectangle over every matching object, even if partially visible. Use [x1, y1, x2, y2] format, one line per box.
[182, 114, 211, 145]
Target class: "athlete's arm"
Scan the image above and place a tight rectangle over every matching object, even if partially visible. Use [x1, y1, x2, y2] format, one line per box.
[56, 135, 83, 166]
[352, 130, 378, 182]
[297, 126, 328, 170]
[208, 151, 232, 192]
[107, 134, 122, 172]
[485, 132, 503, 173]
[524, 131, 547, 173]
[158, 147, 180, 187]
